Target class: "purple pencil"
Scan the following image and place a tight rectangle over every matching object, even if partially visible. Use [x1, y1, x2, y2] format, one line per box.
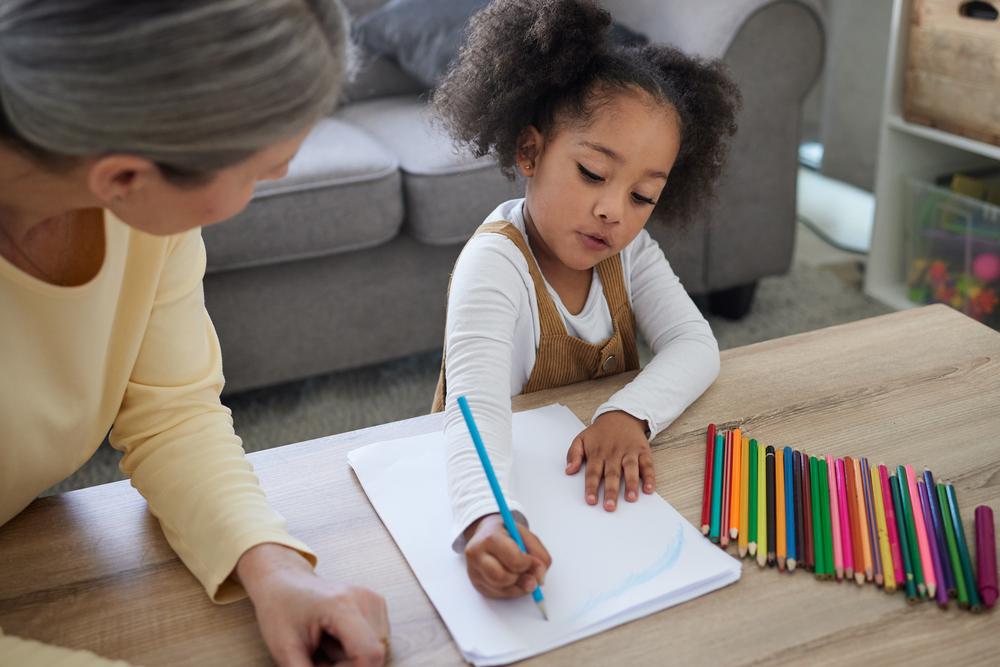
[861, 458, 884, 586]
[918, 480, 948, 607]
[923, 469, 956, 597]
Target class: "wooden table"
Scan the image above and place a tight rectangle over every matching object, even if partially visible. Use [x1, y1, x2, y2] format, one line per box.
[2, 305, 999, 665]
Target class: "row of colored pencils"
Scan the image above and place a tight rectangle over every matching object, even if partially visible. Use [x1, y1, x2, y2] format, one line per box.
[699, 424, 998, 611]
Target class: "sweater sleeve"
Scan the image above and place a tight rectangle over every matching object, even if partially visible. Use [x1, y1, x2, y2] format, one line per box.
[592, 231, 720, 437]
[443, 236, 530, 551]
[109, 228, 315, 603]
[0, 629, 131, 666]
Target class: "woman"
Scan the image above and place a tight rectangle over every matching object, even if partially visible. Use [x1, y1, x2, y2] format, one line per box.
[0, 1, 388, 665]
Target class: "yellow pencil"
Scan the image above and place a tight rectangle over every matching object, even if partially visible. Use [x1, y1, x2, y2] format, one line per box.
[738, 435, 750, 558]
[871, 464, 896, 592]
[776, 446, 786, 570]
[757, 441, 768, 567]
[729, 429, 742, 540]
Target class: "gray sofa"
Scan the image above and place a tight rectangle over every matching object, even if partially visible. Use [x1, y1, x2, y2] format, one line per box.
[202, 0, 825, 394]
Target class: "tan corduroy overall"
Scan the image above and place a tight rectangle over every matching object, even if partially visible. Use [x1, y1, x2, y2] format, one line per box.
[431, 221, 639, 413]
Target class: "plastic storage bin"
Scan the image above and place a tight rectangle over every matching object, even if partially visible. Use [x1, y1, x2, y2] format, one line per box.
[905, 176, 1000, 329]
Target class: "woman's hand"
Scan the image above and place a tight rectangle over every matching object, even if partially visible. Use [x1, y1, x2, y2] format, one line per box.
[236, 543, 389, 667]
[565, 410, 656, 511]
[463, 514, 551, 598]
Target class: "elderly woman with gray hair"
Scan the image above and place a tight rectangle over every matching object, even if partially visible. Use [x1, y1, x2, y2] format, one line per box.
[0, 1, 388, 665]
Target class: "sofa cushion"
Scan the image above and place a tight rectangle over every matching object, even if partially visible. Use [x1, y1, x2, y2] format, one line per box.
[202, 117, 403, 273]
[337, 95, 522, 245]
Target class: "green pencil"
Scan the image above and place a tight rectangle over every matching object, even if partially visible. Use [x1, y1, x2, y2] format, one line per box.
[890, 475, 918, 601]
[748, 439, 758, 557]
[897, 466, 926, 598]
[945, 484, 982, 611]
[818, 457, 834, 576]
[937, 483, 968, 606]
[810, 457, 826, 578]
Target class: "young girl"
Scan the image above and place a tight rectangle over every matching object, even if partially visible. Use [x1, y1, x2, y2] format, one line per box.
[431, 0, 740, 599]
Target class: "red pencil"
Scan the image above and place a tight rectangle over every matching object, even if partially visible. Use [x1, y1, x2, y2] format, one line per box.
[701, 424, 716, 535]
[879, 464, 905, 587]
[721, 431, 733, 548]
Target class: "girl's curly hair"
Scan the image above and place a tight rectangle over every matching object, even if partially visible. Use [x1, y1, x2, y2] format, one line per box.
[432, 0, 742, 226]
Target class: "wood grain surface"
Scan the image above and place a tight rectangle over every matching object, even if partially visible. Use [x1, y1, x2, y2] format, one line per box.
[1, 305, 998, 665]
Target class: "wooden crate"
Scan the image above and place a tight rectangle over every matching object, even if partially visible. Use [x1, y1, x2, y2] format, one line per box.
[903, 0, 1000, 146]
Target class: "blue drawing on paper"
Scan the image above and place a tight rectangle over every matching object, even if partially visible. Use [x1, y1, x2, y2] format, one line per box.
[569, 521, 685, 621]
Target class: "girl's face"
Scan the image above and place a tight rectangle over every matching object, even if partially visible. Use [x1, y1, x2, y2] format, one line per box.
[518, 89, 681, 272]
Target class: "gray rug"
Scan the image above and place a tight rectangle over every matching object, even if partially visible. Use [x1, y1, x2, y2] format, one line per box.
[48, 261, 889, 495]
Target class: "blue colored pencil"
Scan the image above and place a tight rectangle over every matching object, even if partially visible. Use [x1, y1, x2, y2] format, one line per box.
[457, 395, 548, 619]
[784, 447, 797, 569]
[710, 433, 724, 543]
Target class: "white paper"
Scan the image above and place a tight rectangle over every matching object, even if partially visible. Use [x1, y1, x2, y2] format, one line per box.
[348, 404, 740, 665]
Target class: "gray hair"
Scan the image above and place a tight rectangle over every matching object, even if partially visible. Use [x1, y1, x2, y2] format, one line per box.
[0, 0, 351, 183]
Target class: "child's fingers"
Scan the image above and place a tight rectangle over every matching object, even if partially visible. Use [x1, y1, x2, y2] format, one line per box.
[520, 529, 552, 572]
[485, 530, 536, 575]
[639, 451, 656, 493]
[565, 435, 585, 475]
[584, 456, 604, 506]
[623, 453, 641, 502]
[472, 552, 521, 589]
[602, 464, 621, 511]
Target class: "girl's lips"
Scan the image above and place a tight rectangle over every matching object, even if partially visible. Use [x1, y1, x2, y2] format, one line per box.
[578, 232, 610, 251]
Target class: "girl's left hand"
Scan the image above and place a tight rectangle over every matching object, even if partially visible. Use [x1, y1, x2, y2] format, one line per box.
[565, 410, 656, 511]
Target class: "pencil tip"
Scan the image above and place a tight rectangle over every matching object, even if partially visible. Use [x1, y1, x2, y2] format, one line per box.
[730, 529, 738, 539]
[738, 546, 747, 558]
[787, 559, 797, 572]
[701, 525, 709, 535]
[748, 543, 757, 557]
[855, 573, 865, 585]
[538, 601, 548, 621]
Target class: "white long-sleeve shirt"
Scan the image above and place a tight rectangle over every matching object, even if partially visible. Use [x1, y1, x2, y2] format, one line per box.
[443, 199, 720, 548]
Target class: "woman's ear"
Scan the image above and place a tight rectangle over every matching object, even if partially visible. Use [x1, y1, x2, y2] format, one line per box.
[87, 155, 161, 208]
[515, 126, 544, 177]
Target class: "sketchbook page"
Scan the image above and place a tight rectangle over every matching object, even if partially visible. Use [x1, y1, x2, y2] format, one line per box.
[348, 404, 741, 665]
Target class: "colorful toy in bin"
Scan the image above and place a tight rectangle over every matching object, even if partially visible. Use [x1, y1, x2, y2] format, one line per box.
[908, 258, 999, 322]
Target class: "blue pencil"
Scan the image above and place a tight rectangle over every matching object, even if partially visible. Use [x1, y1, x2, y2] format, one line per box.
[784, 447, 797, 569]
[457, 395, 548, 620]
[709, 433, 724, 542]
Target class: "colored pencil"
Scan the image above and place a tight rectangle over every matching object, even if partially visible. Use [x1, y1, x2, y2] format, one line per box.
[905, 465, 936, 598]
[826, 455, 843, 581]
[844, 457, 865, 584]
[810, 457, 825, 578]
[730, 429, 743, 540]
[766, 446, 776, 566]
[918, 481, 948, 607]
[945, 483, 982, 611]
[802, 452, 814, 571]
[975, 506, 998, 609]
[938, 483, 968, 607]
[701, 424, 717, 535]
[854, 458, 874, 583]
[709, 433, 724, 542]
[819, 457, 834, 578]
[793, 451, 805, 573]
[897, 465, 926, 597]
[891, 475, 918, 601]
[721, 432, 732, 548]
[776, 446, 787, 570]
[748, 439, 759, 557]
[457, 395, 547, 619]
[757, 440, 768, 568]
[861, 458, 883, 587]
[837, 458, 854, 579]
[738, 436, 750, 556]
[871, 464, 896, 593]
[923, 469, 956, 598]
[784, 448, 797, 570]
[880, 465, 905, 588]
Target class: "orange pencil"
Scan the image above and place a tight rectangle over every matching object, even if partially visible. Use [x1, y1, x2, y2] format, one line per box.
[776, 444, 787, 570]
[853, 458, 874, 582]
[844, 456, 865, 585]
[729, 428, 742, 540]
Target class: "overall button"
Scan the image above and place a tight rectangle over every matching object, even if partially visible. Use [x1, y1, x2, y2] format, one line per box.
[601, 355, 617, 373]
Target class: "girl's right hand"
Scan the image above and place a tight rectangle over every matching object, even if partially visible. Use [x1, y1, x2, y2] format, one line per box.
[463, 513, 551, 598]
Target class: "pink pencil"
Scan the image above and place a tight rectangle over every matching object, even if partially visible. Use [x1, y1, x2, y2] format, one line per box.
[826, 455, 843, 580]
[836, 458, 854, 580]
[879, 465, 905, 587]
[905, 464, 936, 599]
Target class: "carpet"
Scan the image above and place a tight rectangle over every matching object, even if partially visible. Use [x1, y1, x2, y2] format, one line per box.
[48, 261, 890, 495]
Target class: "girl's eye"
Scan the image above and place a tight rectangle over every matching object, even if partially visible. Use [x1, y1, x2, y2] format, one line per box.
[577, 164, 604, 182]
[632, 193, 657, 206]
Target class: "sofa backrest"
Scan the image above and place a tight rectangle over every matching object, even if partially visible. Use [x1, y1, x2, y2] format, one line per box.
[339, 0, 426, 105]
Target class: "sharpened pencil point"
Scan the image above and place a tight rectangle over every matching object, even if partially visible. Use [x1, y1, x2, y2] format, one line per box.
[701, 525, 709, 535]
[538, 601, 548, 621]
[730, 528, 738, 539]
[855, 572, 865, 585]
[748, 543, 757, 557]
[787, 559, 797, 572]
[738, 546, 747, 558]
[836, 567, 844, 581]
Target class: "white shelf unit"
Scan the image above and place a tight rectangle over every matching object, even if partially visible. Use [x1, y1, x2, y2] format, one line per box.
[864, 0, 1000, 311]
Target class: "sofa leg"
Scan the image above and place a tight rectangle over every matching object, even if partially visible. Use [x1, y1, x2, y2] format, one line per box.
[708, 281, 758, 320]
